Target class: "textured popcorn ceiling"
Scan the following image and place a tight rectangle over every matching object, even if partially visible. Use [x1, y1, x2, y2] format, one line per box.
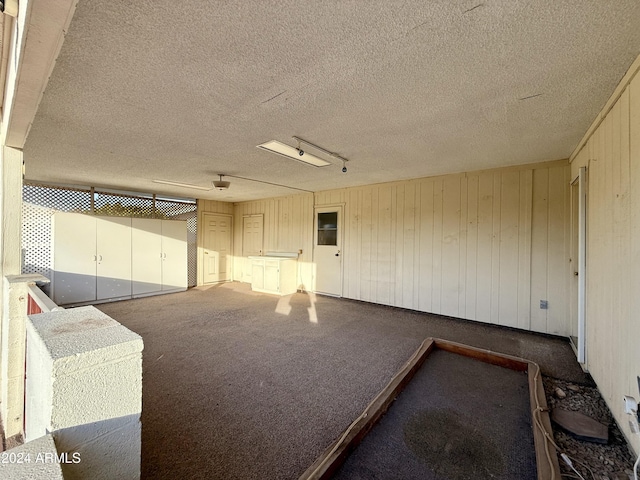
[23, 0, 640, 201]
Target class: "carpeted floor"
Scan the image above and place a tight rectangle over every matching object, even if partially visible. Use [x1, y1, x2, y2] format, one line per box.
[97, 282, 589, 480]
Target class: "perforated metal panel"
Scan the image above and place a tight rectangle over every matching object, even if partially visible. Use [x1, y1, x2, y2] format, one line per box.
[22, 183, 198, 287]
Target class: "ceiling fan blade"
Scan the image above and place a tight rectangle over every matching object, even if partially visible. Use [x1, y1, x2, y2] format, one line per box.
[152, 179, 212, 191]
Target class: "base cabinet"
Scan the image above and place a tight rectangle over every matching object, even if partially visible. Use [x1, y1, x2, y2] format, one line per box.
[248, 256, 297, 295]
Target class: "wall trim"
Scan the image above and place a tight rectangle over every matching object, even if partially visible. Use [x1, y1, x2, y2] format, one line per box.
[570, 53, 640, 163]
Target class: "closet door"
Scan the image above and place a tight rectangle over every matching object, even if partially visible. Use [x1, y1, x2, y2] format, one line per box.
[132, 218, 163, 296]
[52, 212, 97, 305]
[161, 220, 187, 291]
[96, 217, 132, 300]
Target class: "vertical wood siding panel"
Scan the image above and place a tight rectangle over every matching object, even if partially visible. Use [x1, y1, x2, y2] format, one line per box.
[360, 187, 373, 301]
[465, 175, 479, 320]
[344, 189, 356, 298]
[419, 180, 434, 312]
[413, 183, 422, 309]
[394, 184, 405, 306]
[391, 184, 400, 306]
[402, 183, 416, 308]
[355, 189, 364, 299]
[530, 168, 549, 332]
[475, 173, 494, 322]
[432, 179, 444, 314]
[546, 165, 569, 335]
[517, 170, 533, 330]
[440, 176, 461, 317]
[372, 187, 380, 302]
[490, 173, 502, 324]
[458, 176, 468, 317]
[498, 170, 520, 327]
[377, 185, 392, 305]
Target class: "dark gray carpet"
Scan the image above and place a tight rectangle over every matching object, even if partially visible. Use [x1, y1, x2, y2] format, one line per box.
[333, 350, 536, 480]
[96, 282, 588, 480]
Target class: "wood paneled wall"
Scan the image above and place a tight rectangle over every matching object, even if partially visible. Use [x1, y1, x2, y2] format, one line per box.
[315, 161, 570, 335]
[232, 193, 315, 289]
[570, 64, 640, 455]
[197, 163, 570, 336]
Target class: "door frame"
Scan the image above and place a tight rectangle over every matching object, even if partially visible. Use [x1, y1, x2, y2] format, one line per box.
[242, 214, 264, 283]
[570, 167, 587, 364]
[198, 212, 233, 285]
[313, 204, 344, 296]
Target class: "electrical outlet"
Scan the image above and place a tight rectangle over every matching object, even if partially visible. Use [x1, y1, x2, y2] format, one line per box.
[540, 300, 548, 309]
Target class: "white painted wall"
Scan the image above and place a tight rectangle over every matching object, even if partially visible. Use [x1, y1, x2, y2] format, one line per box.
[216, 161, 571, 336]
[570, 55, 640, 456]
[232, 193, 315, 290]
[315, 161, 570, 335]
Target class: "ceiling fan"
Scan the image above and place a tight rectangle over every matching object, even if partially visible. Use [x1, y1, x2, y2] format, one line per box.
[152, 174, 312, 193]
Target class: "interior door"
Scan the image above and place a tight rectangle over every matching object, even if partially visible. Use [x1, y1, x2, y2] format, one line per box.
[96, 216, 132, 300]
[571, 167, 587, 363]
[313, 206, 343, 296]
[242, 214, 264, 283]
[202, 214, 232, 283]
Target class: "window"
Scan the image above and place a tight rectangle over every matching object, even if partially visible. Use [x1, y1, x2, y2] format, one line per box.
[317, 212, 338, 246]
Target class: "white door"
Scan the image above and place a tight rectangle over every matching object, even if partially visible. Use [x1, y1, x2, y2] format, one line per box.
[96, 217, 132, 300]
[313, 206, 343, 296]
[161, 219, 188, 290]
[569, 167, 587, 363]
[52, 212, 97, 305]
[242, 215, 263, 283]
[202, 214, 232, 283]
[132, 218, 163, 295]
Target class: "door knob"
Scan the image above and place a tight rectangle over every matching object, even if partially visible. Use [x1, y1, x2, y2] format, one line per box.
[335, 250, 341, 257]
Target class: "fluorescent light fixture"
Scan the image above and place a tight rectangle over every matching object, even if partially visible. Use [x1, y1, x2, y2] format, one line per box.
[153, 179, 212, 191]
[257, 140, 331, 167]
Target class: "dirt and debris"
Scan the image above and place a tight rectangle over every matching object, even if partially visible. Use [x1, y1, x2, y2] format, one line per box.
[544, 377, 637, 480]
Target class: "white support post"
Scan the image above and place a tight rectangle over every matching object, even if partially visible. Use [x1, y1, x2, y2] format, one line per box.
[0, 146, 24, 441]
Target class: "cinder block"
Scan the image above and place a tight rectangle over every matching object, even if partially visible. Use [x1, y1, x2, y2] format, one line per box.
[26, 306, 143, 480]
[0, 434, 64, 480]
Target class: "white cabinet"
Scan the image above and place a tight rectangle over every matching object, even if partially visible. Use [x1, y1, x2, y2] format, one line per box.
[249, 256, 297, 295]
[131, 218, 187, 297]
[52, 213, 132, 305]
[51, 213, 187, 306]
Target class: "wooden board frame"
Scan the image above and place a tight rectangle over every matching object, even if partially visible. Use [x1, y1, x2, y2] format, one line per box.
[299, 337, 561, 480]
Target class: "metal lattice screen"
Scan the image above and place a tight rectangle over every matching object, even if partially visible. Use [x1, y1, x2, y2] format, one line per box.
[22, 183, 198, 287]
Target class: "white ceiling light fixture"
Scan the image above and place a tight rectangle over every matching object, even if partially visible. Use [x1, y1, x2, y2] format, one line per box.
[212, 174, 231, 190]
[257, 139, 331, 167]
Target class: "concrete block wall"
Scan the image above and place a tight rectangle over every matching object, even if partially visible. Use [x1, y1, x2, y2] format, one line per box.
[1, 274, 50, 441]
[26, 306, 143, 479]
[0, 434, 64, 479]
